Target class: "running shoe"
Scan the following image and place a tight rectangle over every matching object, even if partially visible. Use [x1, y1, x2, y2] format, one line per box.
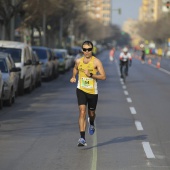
[88, 125, 95, 135]
[88, 117, 95, 135]
[77, 138, 87, 147]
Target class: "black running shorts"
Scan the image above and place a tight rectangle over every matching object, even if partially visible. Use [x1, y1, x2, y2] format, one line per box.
[76, 88, 98, 111]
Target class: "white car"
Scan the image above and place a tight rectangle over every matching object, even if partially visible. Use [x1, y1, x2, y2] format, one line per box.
[31, 51, 42, 87]
[0, 52, 21, 106]
[0, 41, 33, 95]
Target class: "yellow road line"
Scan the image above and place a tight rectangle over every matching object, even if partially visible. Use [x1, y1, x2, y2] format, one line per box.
[91, 127, 97, 170]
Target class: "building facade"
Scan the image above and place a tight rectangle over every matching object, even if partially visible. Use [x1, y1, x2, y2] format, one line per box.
[122, 19, 142, 47]
[88, 0, 111, 26]
[139, 0, 163, 22]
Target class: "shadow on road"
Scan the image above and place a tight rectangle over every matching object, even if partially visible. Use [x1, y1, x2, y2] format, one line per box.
[83, 135, 147, 150]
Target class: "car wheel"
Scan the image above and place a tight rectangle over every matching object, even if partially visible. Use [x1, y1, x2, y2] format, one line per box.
[0, 93, 3, 110]
[12, 93, 15, 104]
[27, 78, 33, 93]
[18, 78, 24, 96]
[0, 98, 3, 109]
[0, 86, 4, 109]
[6, 89, 13, 106]
[38, 79, 42, 87]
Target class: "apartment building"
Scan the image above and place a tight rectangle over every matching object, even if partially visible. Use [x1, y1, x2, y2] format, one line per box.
[88, 0, 111, 26]
[139, 0, 163, 22]
[122, 19, 142, 47]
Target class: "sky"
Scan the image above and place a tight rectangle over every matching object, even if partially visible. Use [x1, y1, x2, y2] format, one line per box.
[111, 0, 142, 28]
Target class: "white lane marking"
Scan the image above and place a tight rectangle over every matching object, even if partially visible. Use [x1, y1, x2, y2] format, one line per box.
[91, 125, 97, 170]
[142, 142, 155, 158]
[135, 121, 144, 131]
[127, 98, 132, 103]
[120, 81, 124, 85]
[150, 64, 156, 68]
[150, 64, 170, 75]
[130, 107, 136, 114]
[122, 85, 126, 89]
[159, 67, 170, 75]
[124, 91, 129, 95]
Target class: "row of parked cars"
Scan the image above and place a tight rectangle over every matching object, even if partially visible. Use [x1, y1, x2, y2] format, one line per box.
[0, 40, 75, 109]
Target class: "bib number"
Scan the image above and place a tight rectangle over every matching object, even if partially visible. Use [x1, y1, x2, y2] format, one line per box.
[81, 77, 94, 89]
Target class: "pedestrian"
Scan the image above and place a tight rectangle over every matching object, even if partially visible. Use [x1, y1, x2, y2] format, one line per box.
[70, 40, 106, 146]
[141, 49, 145, 63]
[109, 47, 115, 61]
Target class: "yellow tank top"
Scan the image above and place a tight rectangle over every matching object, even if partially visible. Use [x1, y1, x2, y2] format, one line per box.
[77, 56, 98, 94]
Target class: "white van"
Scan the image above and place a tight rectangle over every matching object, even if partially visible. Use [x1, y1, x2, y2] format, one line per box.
[0, 41, 33, 95]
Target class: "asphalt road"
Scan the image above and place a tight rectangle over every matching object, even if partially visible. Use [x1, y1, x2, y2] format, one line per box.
[0, 50, 170, 170]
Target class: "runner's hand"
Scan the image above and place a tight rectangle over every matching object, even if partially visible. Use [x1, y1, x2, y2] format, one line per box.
[70, 77, 76, 83]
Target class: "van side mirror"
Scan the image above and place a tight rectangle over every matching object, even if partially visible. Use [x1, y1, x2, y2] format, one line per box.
[10, 67, 21, 72]
[24, 59, 32, 65]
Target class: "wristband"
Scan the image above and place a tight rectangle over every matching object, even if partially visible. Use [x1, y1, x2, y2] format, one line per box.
[89, 73, 93, 77]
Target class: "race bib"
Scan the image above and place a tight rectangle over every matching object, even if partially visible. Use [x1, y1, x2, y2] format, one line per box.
[81, 77, 94, 89]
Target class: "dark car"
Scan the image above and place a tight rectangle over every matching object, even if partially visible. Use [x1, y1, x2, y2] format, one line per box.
[32, 46, 53, 80]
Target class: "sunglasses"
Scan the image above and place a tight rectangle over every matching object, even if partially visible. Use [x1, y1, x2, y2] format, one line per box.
[82, 48, 92, 52]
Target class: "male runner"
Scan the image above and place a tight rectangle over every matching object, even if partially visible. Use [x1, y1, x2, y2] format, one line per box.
[70, 40, 106, 146]
[119, 47, 132, 78]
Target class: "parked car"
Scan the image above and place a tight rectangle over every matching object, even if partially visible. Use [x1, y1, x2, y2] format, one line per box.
[70, 46, 82, 57]
[0, 41, 33, 95]
[0, 52, 21, 106]
[5, 53, 21, 96]
[53, 49, 73, 71]
[53, 49, 66, 73]
[0, 70, 3, 109]
[48, 48, 59, 79]
[31, 51, 42, 87]
[32, 46, 53, 80]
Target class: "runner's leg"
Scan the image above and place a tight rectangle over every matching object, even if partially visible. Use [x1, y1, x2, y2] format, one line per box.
[79, 105, 87, 135]
[125, 62, 128, 75]
[87, 94, 98, 135]
[76, 89, 87, 140]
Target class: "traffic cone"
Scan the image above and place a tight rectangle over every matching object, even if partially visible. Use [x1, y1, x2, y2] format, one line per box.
[156, 61, 160, 69]
[148, 59, 152, 64]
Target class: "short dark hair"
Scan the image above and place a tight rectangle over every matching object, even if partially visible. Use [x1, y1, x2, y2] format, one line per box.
[82, 40, 93, 49]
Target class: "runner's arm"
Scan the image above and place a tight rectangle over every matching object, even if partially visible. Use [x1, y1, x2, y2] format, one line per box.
[92, 59, 106, 80]
[119, 53, 123, 65]
[70, 60, 79, 83]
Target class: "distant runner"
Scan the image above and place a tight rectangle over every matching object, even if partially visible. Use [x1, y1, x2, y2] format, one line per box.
[109, 47, 115, 61]
[119, 47, 132, 78]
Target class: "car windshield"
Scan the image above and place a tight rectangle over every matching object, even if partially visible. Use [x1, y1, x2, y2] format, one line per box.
[55, 52, 64, 59]
[0, 47, 21, 63]
[32, 48, 47, 60]
[0, 59, 8, 73]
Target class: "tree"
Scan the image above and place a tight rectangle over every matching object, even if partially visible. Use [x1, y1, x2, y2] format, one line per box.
[137, 13, 170, 45]
[0, 0, 25, 40]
